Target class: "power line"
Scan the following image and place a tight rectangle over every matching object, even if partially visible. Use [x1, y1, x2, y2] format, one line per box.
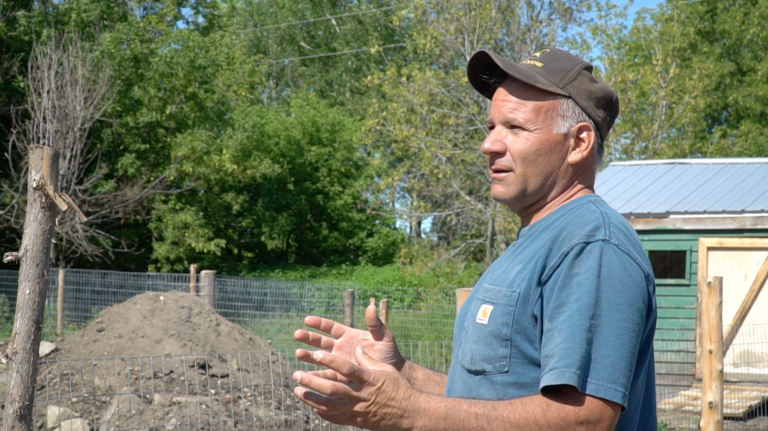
[267, 43, 407, 64]
[241, 6, 394, 33]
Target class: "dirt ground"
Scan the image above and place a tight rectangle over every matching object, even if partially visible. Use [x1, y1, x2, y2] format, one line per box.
[1, 291, 315, 431]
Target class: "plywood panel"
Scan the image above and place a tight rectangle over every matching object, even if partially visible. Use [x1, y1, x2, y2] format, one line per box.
[708, 249, 768, 329]
[699, 238, 768, 380]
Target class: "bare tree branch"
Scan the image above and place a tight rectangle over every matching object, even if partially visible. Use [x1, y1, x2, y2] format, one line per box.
[1, 33, 174, 267]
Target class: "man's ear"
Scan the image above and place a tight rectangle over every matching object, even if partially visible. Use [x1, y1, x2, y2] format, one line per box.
[567, 122, 596, 166]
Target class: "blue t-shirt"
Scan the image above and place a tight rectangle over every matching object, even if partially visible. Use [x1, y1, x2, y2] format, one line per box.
[445, 195, 657, 431]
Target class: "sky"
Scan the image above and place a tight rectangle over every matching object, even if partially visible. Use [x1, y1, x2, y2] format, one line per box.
[626, 0, 664, 24]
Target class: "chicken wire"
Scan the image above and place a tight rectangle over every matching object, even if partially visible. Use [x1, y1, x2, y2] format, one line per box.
[0, 269, 457, 350]
[3, 269, 768, 428]
[0, 342, 453, 431]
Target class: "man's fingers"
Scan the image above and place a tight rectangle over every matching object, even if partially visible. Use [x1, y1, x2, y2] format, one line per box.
[304, 350, 371, 384]
[295, 348, 324, 367]
[303, 316, 348, 338]
[364, 304, 387, 341]
[302, 369, 351, 384]
[293, 386, 339, 412]
[293, 369, 358, 400]
[293, 329, 337, 351]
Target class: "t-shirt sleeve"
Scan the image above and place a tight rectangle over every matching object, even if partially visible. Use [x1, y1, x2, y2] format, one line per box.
[538, 240, 651, 409]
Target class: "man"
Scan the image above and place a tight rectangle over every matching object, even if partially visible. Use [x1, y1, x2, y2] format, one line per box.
[292, 48, 657, 431]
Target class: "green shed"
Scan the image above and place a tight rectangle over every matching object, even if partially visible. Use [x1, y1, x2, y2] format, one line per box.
[595, 159, 768, 379]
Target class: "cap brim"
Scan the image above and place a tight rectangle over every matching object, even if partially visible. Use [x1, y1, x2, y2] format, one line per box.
[467, 50, 569, 99]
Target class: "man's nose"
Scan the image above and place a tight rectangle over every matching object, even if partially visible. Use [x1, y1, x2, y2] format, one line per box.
[480, 130, 506, 155]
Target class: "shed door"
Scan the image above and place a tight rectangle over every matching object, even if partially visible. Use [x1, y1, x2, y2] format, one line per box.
[700, 238, 768, 382]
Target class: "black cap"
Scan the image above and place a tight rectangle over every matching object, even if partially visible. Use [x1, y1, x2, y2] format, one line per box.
[467, 48, 619, 141]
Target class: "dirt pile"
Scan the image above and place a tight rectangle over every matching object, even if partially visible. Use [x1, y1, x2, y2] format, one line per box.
[50, 291, 273, 359]
[1, 291, 315, 431]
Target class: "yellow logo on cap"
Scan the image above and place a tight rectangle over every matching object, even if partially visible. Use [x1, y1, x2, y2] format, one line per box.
[530, 49, 550, 58]
[521, 60, 543, 67]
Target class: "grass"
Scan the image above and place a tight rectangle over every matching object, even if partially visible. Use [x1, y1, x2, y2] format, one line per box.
[244, 262, 484, 290]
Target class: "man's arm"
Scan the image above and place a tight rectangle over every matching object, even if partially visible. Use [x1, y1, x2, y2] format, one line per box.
[293, 348, 620, 431]
[293, 305, 448, 395]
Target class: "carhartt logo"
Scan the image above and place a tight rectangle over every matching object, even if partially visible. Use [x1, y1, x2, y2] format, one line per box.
[476, 304, 494, 324]
[530, 49, 550, 58]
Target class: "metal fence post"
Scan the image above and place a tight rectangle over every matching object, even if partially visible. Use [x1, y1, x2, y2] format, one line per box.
[200, 270, 217, 309]
[56, 268, 65, 338]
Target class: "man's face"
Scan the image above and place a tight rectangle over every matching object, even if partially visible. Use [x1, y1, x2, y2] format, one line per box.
[481, 79, 571, 217]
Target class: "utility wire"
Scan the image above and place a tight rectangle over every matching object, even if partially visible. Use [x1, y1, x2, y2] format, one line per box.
[241, 6, 394, 32]
[267, 43, 407, 64]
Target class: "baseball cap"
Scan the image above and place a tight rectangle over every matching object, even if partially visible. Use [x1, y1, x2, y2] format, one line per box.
[466, 48, 619, 141]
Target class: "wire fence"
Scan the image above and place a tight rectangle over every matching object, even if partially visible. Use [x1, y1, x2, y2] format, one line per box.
[655, 325, 768, 430]
[0, 342, 453, 431]
[0, 269, 457, 351]
[2, 269, 768, 429]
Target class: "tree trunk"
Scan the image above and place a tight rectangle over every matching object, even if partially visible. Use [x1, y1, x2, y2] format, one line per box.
[2, 145, 59, 431]
[484, 213, 495, 266]
[410, 216, 422, 240]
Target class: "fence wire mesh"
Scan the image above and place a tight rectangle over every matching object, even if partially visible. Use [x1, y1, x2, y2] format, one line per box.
[2, 269, 768, 429]
[0, 342, 453, 431]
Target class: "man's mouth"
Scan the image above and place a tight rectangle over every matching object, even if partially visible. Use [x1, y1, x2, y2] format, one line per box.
[489, 167, 512, 177]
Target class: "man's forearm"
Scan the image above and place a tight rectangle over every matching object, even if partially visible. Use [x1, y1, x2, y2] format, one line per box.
[400, 360, 448, 395]
[403, 386, 619, 431]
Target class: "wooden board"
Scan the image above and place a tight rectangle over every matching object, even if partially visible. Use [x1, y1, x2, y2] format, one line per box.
[658, 383, 768, 418]
[696, 238, 768, 380]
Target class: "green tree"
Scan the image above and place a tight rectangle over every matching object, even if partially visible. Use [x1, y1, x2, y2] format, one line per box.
[223, 0, 406, 110]
[602, 0, 768, 161]
[150, 92, 400, 272]
[366, 0, 622, 265]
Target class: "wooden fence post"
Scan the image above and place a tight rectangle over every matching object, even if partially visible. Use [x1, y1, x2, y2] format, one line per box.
[456, 288, 472, 314]
[343, 289, 355, 328]
[189, 264, 197, 295]
[700, 276, 724, 431]
[200, 270, 216, 308]
[56, 268, 65, 338]
[2, 145, 59, 431]
[379, 299, 388, 326]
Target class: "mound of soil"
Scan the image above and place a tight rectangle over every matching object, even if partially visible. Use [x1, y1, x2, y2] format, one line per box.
[1, 291, 317, 431]
[50, 291, 274, 359]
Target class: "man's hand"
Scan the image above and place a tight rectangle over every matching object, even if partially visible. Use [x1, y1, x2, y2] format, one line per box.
[293, 304, 406, 371]
[293, 347, 419, 430]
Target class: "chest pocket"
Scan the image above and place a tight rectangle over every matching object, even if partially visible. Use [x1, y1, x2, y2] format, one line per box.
[459, 285, 520, 375]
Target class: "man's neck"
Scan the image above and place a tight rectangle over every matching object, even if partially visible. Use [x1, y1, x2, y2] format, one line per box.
[518, 185, 594, 228]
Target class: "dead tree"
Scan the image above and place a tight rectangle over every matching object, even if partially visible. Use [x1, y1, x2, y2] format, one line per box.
[1, 145, 60, 431]
[0, 34, 114, 431]
[0, 34, 172, 269]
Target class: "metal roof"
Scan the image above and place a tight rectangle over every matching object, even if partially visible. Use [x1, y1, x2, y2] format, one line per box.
[595, 159, 768, 217]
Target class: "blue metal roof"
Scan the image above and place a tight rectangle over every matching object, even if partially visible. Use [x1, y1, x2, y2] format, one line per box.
[594, 159, 768, 217]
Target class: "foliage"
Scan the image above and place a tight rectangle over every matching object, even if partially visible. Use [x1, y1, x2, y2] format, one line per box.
[601, 0, 768, 161]
[221, 0, 406, 112]
[247, 261, 483, 290]
[364, 0, 623, 266]
[6, 0, 767, 275]
[150, 92, 399, 271]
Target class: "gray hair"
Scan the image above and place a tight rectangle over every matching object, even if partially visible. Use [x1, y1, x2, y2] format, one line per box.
[554, 97, 604, 168]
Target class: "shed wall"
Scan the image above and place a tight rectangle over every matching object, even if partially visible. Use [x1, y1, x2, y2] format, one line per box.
[636, 229, 768, 378]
